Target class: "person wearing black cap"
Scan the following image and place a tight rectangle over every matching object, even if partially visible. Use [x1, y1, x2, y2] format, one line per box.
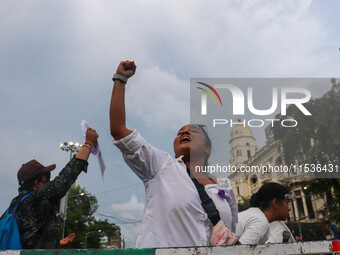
[0, 128, 98, 249]
[235, 182, 291, 245]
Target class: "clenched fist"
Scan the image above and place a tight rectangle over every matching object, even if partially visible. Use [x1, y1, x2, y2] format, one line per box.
[116, 61, 137, 78]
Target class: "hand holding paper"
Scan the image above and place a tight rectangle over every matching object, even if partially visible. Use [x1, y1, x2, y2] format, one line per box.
[81, 120, 106, 179]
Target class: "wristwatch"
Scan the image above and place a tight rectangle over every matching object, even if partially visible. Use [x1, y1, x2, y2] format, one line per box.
[112, 73, 128, 84]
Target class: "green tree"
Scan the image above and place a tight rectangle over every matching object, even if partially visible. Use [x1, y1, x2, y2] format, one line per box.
[238, 196, 250, 213]
[273, 88, 340, 167]
[86, 219, 118, 249]
[62, 185, 118, 248]
[302, 179, 340, 222]
[273, 83, 340, 222]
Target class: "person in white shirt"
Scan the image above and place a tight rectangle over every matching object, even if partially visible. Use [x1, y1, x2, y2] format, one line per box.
[266, 221, 295, 243]
[236, 182, 291, 245]
[109, 61, 238, 248]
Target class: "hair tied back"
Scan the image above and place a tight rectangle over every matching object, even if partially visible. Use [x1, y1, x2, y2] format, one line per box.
[250, 192, 259, 207]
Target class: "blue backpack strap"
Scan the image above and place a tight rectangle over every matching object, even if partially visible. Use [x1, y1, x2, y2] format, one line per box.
[12, 193, 33, 214]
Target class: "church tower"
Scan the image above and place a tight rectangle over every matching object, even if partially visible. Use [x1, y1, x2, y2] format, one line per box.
[229, 121, 258, 169]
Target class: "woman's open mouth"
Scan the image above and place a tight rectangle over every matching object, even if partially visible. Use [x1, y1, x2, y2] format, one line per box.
[180, 135, 191, 143]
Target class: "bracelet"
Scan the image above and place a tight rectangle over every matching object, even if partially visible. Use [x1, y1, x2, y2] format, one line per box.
[82, 144, 92, 151]
[85, 142, 93, 147]
[112, 73, 128, 84]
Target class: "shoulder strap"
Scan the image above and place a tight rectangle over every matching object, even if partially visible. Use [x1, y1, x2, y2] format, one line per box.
[187, 169, 221, 226]
[3, 207, 10, 217]
[12, 193, 33, 214]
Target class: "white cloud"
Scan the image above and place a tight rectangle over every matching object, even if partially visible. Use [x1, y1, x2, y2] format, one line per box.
[110, 194, 144, 212]
[118, 216, 142, 249]
[126, 66, 189, 129]
[109, 195, 144, 248]
[33, 0, 338, 80]
[51, 0, 339, 137]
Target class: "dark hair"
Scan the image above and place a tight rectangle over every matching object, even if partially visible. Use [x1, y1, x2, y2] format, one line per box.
[18, 172, 51, 192]
[192, 124, 212, 166]
[250, 182, 289, 209]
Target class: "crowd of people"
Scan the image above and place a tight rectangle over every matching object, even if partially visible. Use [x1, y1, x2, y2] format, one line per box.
[1, 60, 298, 249]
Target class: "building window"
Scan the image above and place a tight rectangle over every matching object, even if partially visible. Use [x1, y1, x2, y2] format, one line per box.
[294, 190, 301, 196]
[294, 189, 306, 220]
[250, 175, 257, 184]
[306, 195, 315, 219]
[296, 197, 305, 219]
[247, 150, 251, 158]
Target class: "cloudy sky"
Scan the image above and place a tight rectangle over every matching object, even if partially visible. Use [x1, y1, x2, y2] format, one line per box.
[1, 0, 339, 248]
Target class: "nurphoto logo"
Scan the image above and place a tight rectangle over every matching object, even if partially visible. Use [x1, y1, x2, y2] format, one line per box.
[196, 82, 312, 128]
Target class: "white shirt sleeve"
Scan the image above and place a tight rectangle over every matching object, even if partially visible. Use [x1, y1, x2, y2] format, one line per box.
[237, 209, 270, 245]
[113, 130, 170, 182]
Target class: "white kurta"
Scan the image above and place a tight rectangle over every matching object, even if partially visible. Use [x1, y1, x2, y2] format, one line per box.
[266, 221, 295, 243]
[236, 207, 270, 245]
[114, 130, 238, 248]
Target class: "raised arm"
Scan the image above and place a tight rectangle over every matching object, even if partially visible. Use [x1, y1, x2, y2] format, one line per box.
[36, 128, 99, 200]
[110, 61, 137, 140]
[76, 127, 99, 160]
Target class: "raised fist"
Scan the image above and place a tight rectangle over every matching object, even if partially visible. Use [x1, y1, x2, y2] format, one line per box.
[116, 60, 137, 78]
[85, 128, 99, 147]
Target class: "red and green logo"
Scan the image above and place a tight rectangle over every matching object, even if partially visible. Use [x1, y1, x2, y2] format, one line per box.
[196, 82, 223, 107]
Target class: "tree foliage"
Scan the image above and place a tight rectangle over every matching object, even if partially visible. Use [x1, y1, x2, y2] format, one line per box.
[273, 83, 340, 222]
[63, 185, 118, 248]
[273, 87, 340, 167]
[86, 219, 118, 249]
[237, 196, 251, 213]
[302, 179, 340, 222]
